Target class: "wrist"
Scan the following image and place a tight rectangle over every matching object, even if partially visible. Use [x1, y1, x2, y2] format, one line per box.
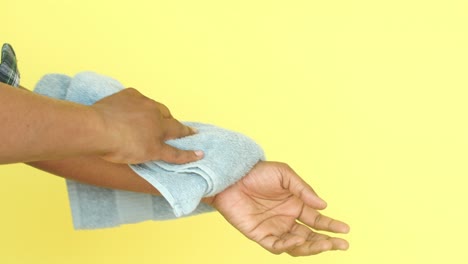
[201, 196, 216, 206]
[86, 104, 118, 157]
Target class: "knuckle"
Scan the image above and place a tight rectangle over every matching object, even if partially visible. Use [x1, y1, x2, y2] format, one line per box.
[163, 148, 183, 162]
[269, 248, 283, 255]
[314, 214, 323, 228]
[269, 241, 285, 255]
[288, 252, 300, 257]
[144, 98, 158, 109]
[172, 150, 183, 160]
[150, 150, 162, 161]
[279, 162, 292, 171]
[125, 87, 139, 94]
[273, 161, 292, 173]
[306, 231, 318, 241]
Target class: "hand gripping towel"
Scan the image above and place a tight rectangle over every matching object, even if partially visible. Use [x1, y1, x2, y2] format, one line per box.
[33, 72, 264, 229]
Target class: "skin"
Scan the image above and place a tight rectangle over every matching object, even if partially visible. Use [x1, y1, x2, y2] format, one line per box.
[29, 158, 350, 256]
[2, 83, 349, 256]
[212, 161, 350, 256]
[0, 82, 203, 165]
[28, 156, 163, 195]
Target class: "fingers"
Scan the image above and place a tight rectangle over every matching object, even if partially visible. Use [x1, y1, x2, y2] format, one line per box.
[260, 223, 349, 256]
[157, 118, 201, 164]
[291, 223, 349, 248]
[95, 87, 203, 164]
[163, 118, 196, 140]
[287, 223, 349, 256]
[259, 234, 306, 255]
[287, 238, 349, 257]
[158, 143, 204, 164]
[298, 206, 350, 234]
[150, 99, 195, 139]
[153, 101, 172, 118]
[278, 163, 327, 209]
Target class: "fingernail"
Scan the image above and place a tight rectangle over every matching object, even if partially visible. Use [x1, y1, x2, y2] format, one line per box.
[195, 150, 204, 157]
[339, 242, 350, 250]
[342, 224, 351, 234]
[190, 127, 199, 134]
[320, 199, 328, 207]
[315, 197, 327, 208]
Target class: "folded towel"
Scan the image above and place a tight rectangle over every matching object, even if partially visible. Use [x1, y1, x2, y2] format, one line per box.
[34, 72, 264, 229]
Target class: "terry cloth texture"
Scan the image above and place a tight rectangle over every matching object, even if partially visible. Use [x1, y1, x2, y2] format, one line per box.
[34, 72, 264, 229]
[0, 43, 20, 87]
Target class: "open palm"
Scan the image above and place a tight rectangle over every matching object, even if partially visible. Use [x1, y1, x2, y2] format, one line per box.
[212, 161, 350, 256]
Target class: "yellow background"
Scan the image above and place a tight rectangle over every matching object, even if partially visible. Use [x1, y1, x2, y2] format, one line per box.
[2, 0, 467, 263]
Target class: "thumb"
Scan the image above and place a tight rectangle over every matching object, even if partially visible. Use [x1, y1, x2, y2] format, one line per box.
[280, 164, 327, 210]
[158, 143, 204, 164]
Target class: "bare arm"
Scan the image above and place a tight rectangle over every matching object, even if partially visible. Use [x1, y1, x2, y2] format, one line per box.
[27, 158, 215, 205]
[15, 86, 161, 192]
[24, 114, 346, 257]
[0, 82, 107, 164]
[212, 161, 350, 256]
[0, 82, 202, 165]
[27, 157, 161, 195]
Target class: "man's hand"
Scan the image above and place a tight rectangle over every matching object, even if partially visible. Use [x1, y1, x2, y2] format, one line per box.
[211, 161, 350, 256]
[92, 88, 203, 164]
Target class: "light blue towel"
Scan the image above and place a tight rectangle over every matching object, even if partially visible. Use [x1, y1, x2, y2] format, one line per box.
[34, 72, 264, 229]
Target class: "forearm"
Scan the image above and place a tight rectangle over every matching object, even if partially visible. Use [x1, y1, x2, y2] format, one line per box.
[27, 157, 161, 195]
[27, 157, 216, 205]
[0, 82, 108, 164]
[5, 83, 214, 202]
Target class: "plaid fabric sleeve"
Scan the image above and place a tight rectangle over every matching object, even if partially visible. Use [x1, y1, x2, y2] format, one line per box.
[0, 43, 20, 87]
